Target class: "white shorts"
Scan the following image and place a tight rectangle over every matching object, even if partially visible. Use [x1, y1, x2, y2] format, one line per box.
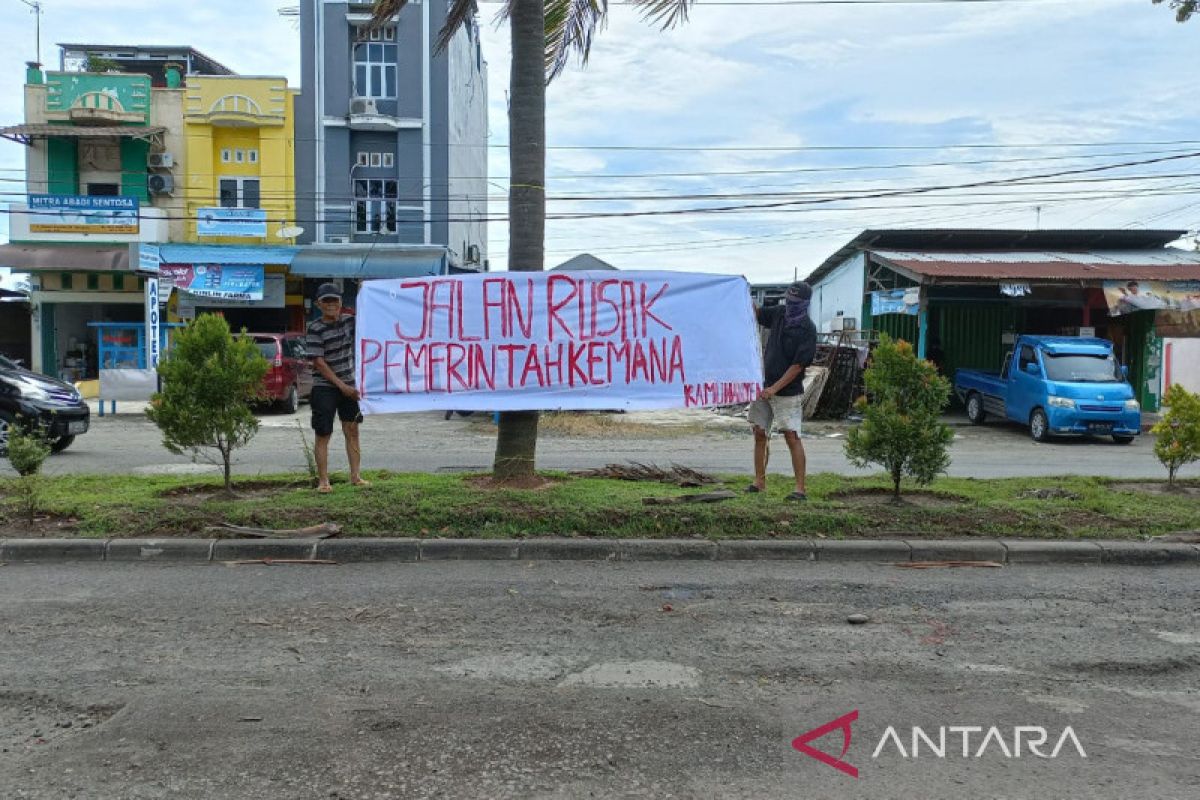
[748, 394, 804, 437]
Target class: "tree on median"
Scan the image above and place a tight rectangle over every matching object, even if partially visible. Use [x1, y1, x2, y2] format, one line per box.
[368, 0, 698, 482]
[844, 335, 954, 501]
[1152, 384, 1200, 487]
[146, 314, 268, 493]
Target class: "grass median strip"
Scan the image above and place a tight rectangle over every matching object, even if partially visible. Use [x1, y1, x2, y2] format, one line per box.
[1, 472, 1197, 540]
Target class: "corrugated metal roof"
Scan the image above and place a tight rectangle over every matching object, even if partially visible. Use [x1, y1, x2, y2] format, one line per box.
[805, 228, 1190, 285]
[872, 248, 1200, 282]
[0, 123, 167, 140]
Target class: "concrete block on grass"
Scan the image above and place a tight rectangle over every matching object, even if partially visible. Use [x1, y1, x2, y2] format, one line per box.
[0, 538, 106, 562]
[518, 538, 621, 561]
[419, 539, 521, 560]
[211, 540, 320, 562]
[1098, 542, 1200, 565]
[716, 540, 817, 561]
[1001, 540, 1102, 565]
[817, 540, 911, 562]
[316, 538, 420, 563]
[907, 539, 1006, 563]
[106, 539, 214, 562]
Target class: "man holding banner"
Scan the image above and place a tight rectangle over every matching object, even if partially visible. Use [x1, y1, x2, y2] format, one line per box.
[746, 282, 817, 501]
[307, 283, 369, 493]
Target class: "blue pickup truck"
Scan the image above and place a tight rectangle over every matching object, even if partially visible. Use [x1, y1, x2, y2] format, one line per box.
[954, 335, 1141, 444]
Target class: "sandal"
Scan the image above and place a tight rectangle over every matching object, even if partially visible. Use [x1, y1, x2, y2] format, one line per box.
[316, 484, 333, 494]
[744, 484, 763, 494]
[785, 491, 808, 502]
[351, 478, 372, 488]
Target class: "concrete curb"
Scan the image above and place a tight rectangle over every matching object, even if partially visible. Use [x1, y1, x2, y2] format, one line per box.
[0, 537, 1197, 566]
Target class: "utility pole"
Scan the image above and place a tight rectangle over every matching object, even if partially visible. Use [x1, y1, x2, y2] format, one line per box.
[19, 0, 42, 66]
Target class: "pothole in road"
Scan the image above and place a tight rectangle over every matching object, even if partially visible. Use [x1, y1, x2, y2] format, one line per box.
[0, 691, 122, 759]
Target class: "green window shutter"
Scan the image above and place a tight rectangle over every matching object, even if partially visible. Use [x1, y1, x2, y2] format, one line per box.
[113, 273, 125, 290]
[87, 273, 99, 290]
[61, 272, 73, 290]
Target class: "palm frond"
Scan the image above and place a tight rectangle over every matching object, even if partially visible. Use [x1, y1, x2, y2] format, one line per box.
[544, 0, 608, 82]
[435, 0, 483, 55]
[630, 0, 695, 30]
[368, 0, 481, 53]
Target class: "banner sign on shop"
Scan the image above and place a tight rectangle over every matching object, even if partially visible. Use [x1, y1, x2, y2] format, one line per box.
[197, 207, 268, 238]
[1103, 280, 1200, 315]
[870, 288, 920, 316]
[27, 194, 139, 234]
[355, 271, 764, 413]
[178, 274, 285, 310]
[159, 264, 265, 301]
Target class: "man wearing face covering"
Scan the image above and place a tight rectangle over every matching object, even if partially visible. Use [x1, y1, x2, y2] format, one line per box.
[746, 281, 817, 501]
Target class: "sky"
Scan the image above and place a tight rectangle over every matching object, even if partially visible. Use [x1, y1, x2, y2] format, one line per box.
[0, 0, 1198, 290]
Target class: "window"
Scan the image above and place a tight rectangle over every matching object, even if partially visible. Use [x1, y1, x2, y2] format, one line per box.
[356, 152, 369, 167]
[353, 37, 397, 99]
[219, 177, 261, 208]
[234, 149, 245, 163]
[354, 178, 400, 233]
[360, 25, 395, 42]
[220, 148, 232, 163]
[86, 183, 120, 196]
[370, 152, 382, 168]
[1018, 345, 1038, 374]
[248, 150, 258, 164]
[382, 152, 394, 168]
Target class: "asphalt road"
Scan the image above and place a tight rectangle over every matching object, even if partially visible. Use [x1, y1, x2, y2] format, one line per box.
[17, 404, 1195, 481]
[0, 561, 1196, 799]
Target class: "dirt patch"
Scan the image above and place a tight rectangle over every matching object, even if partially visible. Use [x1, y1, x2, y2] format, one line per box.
[534, 412, 708, 439]
[829, 488, 967, 508]
[158, 479, 310, 500]
[466, 475, 564, 491]
[0, 691, 122, 760]
[0, 513, 80, 538]
[1114, 481, 1200, 497]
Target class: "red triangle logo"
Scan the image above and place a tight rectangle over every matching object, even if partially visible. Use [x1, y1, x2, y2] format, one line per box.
[792, 709, 859, 778]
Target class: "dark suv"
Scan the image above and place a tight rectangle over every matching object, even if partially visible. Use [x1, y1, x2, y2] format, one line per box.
[0, 355, 90, 456]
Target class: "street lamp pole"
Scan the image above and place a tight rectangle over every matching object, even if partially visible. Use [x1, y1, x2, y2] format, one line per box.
[18, 0, 42, 67]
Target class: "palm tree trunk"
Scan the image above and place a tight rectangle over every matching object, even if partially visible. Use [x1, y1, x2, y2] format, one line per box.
[493, 0, 545, 482]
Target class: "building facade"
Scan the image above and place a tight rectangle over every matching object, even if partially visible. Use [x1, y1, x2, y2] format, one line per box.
[295, 0, 488, 269]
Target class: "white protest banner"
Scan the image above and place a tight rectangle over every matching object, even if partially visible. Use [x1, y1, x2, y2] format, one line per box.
[356, 270, 763, 413]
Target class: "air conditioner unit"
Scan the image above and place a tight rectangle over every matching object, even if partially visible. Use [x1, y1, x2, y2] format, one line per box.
[147, 173, 174, 195]
[466, 244, 481, 263]
[350, 98, 378, 115]
[147, 152, 174, 169]
[325, 235, 350, 244]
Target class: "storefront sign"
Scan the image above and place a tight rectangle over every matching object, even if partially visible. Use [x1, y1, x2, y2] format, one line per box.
[197, 207, 268, 238]
[1000, 282, 1031, 297]
[355, 271, 764, 413]
[145, 277, 160, 370]
[160, 264, 265, 301]
[1103, 280, 1200, 316]
[137, 243, 161, 274]
[871, 288, 919, 316]
[27, 194, 139, 234]
[177, 274, 285, 309]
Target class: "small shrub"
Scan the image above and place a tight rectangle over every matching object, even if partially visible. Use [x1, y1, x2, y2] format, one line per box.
[6, 419, 52, 525]
[1152, 384, 1200, 486]
[845, 335, 953, 499]
[146, 314, 269, 492]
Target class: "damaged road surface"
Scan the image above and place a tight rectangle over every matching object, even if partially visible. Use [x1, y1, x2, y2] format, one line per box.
[0, 562, 1197, 799]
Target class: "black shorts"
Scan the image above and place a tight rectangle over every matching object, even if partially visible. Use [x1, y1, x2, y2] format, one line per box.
[310, 385, 363, 436]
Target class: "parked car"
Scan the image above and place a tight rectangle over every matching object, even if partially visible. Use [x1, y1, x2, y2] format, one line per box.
[954, 335, 1140, 444]
[249, 333, 313, 414]
[0, 354, 90, 456]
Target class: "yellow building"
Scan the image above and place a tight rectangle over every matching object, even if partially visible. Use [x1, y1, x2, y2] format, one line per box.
[178, 75, 304, 330]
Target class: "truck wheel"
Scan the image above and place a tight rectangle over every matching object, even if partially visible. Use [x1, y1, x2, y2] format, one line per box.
[1112, 435, 1135, 445]
[1029, 408, 1051, 443]
[966, 393, 987, 424]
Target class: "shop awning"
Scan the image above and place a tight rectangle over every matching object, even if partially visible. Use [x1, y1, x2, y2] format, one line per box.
[288, 245, 449, 278]
[0, 243, 129, 271]
[871, 249, 1200, 284]
[157, 244, 299, 266]
[0, 123, 167, 146]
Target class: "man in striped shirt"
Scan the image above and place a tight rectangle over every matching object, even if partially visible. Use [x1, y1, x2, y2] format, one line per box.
[307, 283, 368, 493]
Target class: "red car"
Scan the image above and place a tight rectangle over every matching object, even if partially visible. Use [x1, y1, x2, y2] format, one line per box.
[250, 333, 313, 413]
